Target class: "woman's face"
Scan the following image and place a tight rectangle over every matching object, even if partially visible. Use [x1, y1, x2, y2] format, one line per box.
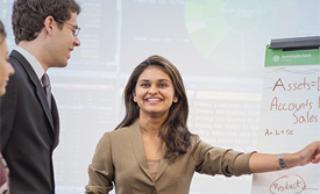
[0, 36, 14, 96]
[134, 66, 177, 118]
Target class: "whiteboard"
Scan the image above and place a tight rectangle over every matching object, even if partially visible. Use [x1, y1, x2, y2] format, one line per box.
[252, 47, 320, 194]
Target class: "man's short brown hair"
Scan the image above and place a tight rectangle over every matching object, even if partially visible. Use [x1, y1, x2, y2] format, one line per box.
[12, 0, 81, 44]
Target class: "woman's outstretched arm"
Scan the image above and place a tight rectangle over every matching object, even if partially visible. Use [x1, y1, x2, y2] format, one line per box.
[249, 141, 320, 173]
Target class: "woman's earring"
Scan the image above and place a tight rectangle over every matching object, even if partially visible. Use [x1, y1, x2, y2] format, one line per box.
[173, 97, 178, 103]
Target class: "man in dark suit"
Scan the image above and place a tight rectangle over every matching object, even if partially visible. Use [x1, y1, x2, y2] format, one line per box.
[0, 1, 81, 193]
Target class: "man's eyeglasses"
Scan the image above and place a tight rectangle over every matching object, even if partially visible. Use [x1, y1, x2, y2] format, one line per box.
[64, 22, 80, 37]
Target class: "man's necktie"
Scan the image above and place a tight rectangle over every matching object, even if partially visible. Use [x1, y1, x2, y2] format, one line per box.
[41, 73, 51, 109]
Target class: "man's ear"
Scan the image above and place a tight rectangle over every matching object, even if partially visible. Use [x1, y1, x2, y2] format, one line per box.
[43, 16, 55, 35]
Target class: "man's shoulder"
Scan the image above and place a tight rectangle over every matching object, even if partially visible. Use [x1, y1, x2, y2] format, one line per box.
[9, 50, 24, 63]
[9, 50, 38, 85]
[9, 50, 28, 74]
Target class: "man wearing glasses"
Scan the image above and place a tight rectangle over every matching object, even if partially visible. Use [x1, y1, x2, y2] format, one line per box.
[0, 0, 81, 193]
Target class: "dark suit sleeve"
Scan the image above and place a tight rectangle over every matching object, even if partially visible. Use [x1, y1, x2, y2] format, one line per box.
[0, 73, 18, 151]
[86, 132, 114, 194]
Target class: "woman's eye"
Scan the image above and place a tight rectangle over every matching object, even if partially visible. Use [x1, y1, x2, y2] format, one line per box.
[140, 83, 149, 87]
[159, 83, 168, 88]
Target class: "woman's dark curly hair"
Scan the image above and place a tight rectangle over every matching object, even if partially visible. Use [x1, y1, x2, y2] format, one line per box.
[0, 20, 6, 43]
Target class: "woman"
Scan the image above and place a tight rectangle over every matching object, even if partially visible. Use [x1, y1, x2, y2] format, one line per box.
[0, 19, 14, 194]
[86, 55, 320, 194]
[0, 20, 14, 96]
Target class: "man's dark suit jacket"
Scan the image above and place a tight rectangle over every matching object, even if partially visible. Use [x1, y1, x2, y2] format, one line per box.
[0, 50, 60, 194]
